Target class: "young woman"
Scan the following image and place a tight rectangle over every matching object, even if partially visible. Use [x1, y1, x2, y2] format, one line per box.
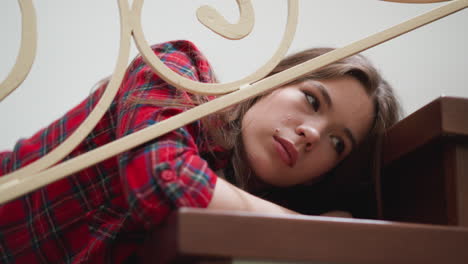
[0, 40, 400, 263]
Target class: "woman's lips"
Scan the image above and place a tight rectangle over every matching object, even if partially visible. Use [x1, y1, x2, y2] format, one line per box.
[273, 136, 298, 167]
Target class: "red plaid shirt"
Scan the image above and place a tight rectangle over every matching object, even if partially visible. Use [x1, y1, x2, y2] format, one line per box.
[0, 40, 229, 263]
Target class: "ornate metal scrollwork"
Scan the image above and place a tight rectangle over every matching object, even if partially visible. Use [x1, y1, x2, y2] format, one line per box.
[0, 0, 466, 204]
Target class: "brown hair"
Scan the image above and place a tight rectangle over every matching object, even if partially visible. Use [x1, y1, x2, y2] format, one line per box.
[266, 48, 401, 135]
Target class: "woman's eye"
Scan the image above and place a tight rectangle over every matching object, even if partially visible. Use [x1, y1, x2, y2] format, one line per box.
[304, 92, 320, 112]
[330, 136, 345, 155]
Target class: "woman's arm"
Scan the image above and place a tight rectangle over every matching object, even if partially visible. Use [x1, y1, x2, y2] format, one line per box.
[208, 177, 298, 215]
[209, 178, 353, 218]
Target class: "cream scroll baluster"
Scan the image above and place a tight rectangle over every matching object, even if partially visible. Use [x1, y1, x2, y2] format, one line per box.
[131, 0, 298, 95]
[0, 0, 467, 204]
[0, 0, 133, 184]
[197, 0, 255, 40]
[0, 0, 37, 102]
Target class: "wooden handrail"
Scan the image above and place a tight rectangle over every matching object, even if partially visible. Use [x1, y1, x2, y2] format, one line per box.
[141, 208, 468, 264]
[383, 96, 468, 166]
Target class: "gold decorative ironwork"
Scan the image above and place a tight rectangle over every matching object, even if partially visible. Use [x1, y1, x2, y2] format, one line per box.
[0, 0, 466, 204]
[0, 0, 36, 102]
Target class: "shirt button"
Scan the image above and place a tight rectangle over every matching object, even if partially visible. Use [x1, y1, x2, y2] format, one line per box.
[161, 171, 176, 181]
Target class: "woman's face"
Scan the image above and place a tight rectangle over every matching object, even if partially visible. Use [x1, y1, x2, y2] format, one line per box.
[241, 76, 374, 187]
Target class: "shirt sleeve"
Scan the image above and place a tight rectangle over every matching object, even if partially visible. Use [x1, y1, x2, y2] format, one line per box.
[115, 40, 218, 228]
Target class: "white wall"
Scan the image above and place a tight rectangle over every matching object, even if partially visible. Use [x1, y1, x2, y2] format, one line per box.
[1, 0, 467, 150]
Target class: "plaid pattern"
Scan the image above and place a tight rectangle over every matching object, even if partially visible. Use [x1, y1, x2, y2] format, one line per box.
[0, 40, 228, 263]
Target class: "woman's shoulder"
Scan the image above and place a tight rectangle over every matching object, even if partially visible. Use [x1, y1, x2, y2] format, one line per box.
[116, 40, 216, 106]
[127, 40, 216, 84]
[113, 40, 218, 136]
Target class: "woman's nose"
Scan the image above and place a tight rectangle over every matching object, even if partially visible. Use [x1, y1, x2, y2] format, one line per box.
[296, 124, 321, 151]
